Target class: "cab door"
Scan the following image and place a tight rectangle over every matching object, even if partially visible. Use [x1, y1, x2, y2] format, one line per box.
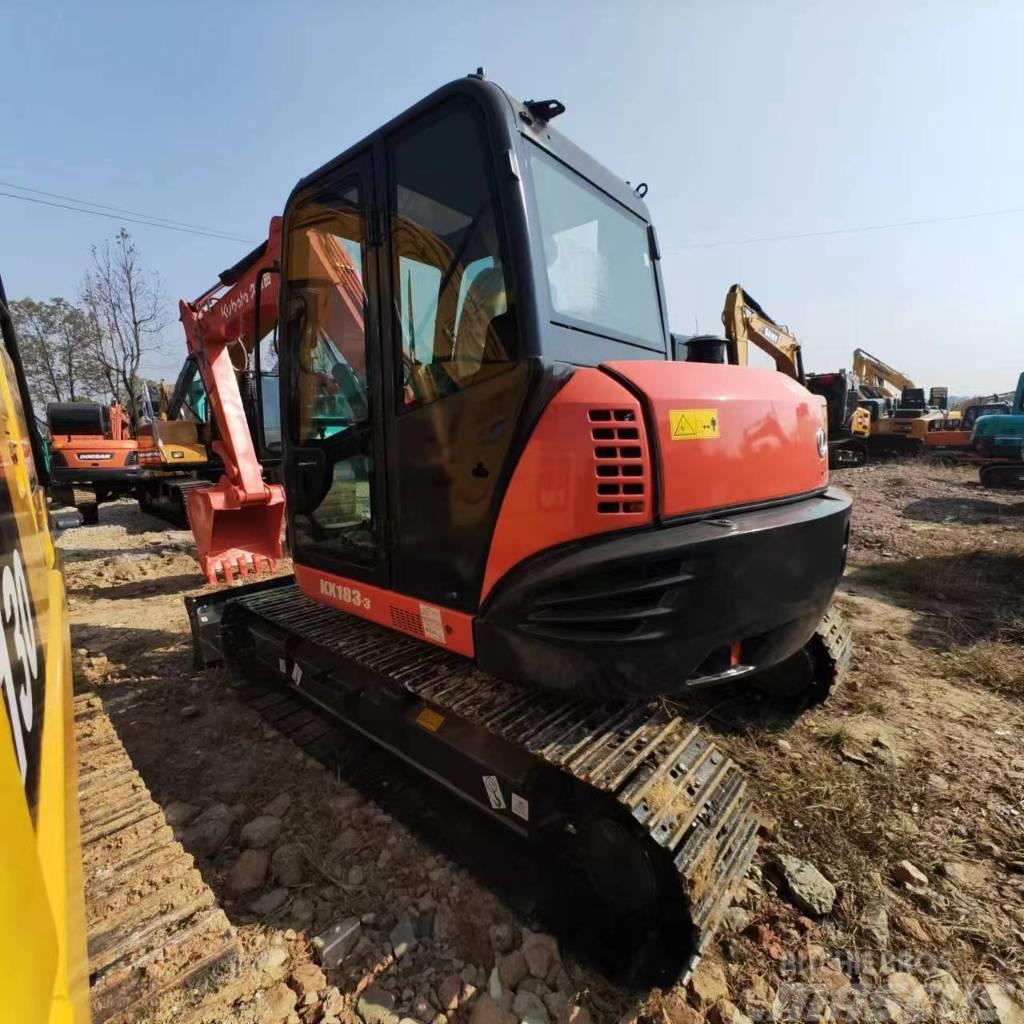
[281, 152, 390, 588]
[381, 96, 527, 611]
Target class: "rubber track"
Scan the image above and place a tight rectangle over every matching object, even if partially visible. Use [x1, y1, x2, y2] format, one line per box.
[75, 694, 240, 1023]
[232, 585, 763, 967]
[138, 477, 209, 530]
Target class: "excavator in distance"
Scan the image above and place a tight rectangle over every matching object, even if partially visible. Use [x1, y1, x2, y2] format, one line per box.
[186, 75, 853, 983]
[47, 401, 139, 524]
[721, 285, 871, 466]
[852, 348, 947, 453]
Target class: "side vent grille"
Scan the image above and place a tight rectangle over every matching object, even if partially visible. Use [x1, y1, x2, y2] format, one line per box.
[588, 408, 648, 516]
[391, 606, 424, 638]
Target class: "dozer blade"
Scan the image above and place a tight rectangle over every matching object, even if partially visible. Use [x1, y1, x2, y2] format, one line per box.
[187, 579, 770, 985]
[186, 481, 285, 584]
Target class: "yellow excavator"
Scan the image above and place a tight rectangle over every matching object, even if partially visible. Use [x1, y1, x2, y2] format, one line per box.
[3, 276, 242, 1023]
[722, 285, 871, 466]
[851, 348, 947, 453]
[0, 274, 90, 1022]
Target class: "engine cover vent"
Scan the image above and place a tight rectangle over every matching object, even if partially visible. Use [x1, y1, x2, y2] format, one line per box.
[588, 408, 649, 516]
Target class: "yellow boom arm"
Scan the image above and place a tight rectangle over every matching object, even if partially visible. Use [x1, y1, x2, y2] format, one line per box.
[722, 284, 803, 382]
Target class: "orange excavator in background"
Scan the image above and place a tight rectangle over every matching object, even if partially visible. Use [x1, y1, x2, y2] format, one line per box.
[47, 400, 138, 523]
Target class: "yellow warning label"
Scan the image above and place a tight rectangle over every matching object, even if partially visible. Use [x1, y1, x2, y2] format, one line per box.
[669, 408, 720, 440]
[416, 708, 445, 732]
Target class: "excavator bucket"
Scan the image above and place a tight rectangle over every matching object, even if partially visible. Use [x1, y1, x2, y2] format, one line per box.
[187, 480, 286, 584]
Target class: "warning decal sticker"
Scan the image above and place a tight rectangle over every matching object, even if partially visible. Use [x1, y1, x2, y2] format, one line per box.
[416, 708, 445, 732]
[482, 775, 506, 810]
[419, 603, 446, 645]
[669, 408, 720, 441]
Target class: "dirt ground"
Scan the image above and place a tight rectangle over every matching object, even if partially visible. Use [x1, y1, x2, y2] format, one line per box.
[64, 458, 1024, 1024]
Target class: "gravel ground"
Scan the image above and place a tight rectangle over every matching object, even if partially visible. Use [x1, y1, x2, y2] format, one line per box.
[65, 467, 1024, 1023]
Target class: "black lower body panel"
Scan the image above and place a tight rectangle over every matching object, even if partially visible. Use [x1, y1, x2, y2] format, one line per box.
[475, 487, 852, 700]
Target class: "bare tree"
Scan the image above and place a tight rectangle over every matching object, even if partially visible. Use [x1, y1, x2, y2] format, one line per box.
[9, 297, 107, 408]
[82, 228, 167, 425]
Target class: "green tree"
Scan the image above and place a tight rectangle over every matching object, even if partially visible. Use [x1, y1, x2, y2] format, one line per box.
[9, 296, 107, 409]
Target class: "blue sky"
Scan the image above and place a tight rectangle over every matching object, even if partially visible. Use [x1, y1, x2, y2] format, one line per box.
[2, 0, 1021, 393]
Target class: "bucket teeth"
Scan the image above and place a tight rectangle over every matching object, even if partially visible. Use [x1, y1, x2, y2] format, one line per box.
[204, 551, 276, 586]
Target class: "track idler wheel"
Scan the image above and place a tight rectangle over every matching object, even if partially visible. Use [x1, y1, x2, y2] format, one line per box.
[542, 810, 694, 987]
[753, 604, 851, 709]
[980, 462, 1024, 489]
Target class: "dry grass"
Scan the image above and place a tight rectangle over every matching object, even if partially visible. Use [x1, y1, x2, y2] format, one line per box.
[947, 640, 1024, 697]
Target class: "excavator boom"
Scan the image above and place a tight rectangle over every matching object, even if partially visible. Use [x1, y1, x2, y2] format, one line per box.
[851, 347, 913, 398]
[179, 219, 286, 582]
[722, 284, 804, 381]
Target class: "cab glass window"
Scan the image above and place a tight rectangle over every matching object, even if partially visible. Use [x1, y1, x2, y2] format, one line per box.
[389, 100, 517, 409]
[529, 144, 663, 348]
[286, 185, 370, 444]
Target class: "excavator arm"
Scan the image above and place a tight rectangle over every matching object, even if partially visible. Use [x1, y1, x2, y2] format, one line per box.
[178, 218, 287, 582]
[722, 284, 804, 382]
[851, 348, 914, 399]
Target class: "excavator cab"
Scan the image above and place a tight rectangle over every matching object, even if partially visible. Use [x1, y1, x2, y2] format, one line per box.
[271, 75, 847, 697]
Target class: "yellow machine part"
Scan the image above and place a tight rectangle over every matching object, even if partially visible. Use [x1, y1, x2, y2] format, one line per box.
[137, 419, 208, 469]
[0, 342, 90, 1021]
[850, 406, 871, 438]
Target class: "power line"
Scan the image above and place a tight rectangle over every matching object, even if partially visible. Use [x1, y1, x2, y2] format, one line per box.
[665, 205, 1024, 252]
[0, 179, 252, 238]
[0, 190, 258, 244]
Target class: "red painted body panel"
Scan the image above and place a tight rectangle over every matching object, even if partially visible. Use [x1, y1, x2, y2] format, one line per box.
[480, 369, 653, 602]
[604, 362, 828, 517]
[294, 563, 476, 658]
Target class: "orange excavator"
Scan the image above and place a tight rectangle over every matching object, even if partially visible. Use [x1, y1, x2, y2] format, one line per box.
[47, 400, 138, 523]
[185, 75, 853, 983]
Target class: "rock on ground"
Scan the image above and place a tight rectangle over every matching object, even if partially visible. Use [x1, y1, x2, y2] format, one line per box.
[862, 900, 890, 948]
[241, 814, 283, 849]
[250, 888, 289, 916]
[164, 800, 199, 826]
[313, 918, 362, 969]
[227, 847, 270, 895]
[470, 994, 517, 1024]
[513, 989, 550, 1024]
[262, 982, 298, 1022]
[289, 962, 326, 998]
[390, 914, 417, 959]
[497, 950, 528, 990]
[522, 930, 560, 979]
[263, 791, 291, 818]
[358, 983, 397, 1024]
[688, 960, 730, 1007]
[892, 860, 929, 887]
[181, 803, 233, 858]
[271, 842, 305, 887]
[777, 855, 837, 916]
